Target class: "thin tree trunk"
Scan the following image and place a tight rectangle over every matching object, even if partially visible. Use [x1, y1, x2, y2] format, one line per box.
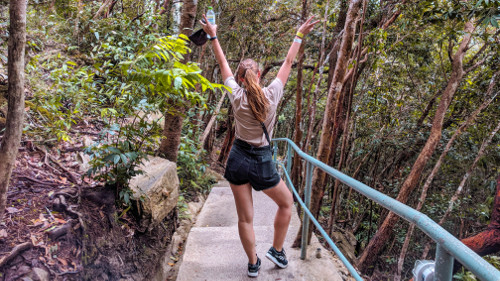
[0, 0, 27, 220]
[158, 0, 197, 162]
[74, 0, 82, 40]
[218, 106, 235, 165]
[291, 0, 308, 188]
[199, 92, 226, 149]
[328, 0, 367, 234]
[93, 0, 113, 20]
[106, 0, 118, 18]
[395, 72, 499, 280]
[159, 0, 170, 15]
[293, 0, 363, 248]
[327, 0, 348, 87]
[420, 120, 500, 258]
[302, 0, 331, 154]
[357, 22, 475, 273]
[458, 175, 500, 261]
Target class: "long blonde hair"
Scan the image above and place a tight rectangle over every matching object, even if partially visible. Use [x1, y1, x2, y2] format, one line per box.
[237, 59, 269, 123]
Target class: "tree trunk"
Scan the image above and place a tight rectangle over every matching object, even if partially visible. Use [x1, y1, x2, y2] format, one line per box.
[419, 119, 500, 259]
[395, 71, 498, 281]
[302, 0, 331, 154]
[218, 106, 235, 165]
[158, 0, 197, 162]
[328, 0, 367, 234]
[293, 0, 363, 248]
[93, 0, 113, 20]
[460, 175, 500, 257]
[199, 92, 226, 150]
[0, 0, 27, 220]
[159, 0, 170, 15]
[291, 13, 307, 188]
[357, 22, 475, 273]
[327, 0, 348, 87]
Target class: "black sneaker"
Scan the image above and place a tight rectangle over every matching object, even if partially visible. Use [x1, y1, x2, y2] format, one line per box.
[248, 256, 261, 277]
[266, 246, 288, 268]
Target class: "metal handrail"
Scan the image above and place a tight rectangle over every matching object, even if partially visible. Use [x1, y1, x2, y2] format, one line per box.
[272, 138, 500, 281]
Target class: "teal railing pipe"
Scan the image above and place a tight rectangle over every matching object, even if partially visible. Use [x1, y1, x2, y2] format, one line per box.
[272, 138, 500, 281]
[278, 161, 364, 281]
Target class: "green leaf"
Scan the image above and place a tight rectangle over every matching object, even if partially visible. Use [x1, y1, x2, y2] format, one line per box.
[174, 77, 183, 89]
[124, 192, 130, 205]
[113, 154, 120, 164]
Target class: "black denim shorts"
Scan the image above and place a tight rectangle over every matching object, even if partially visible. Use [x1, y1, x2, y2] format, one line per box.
[223, 139, 281, 191]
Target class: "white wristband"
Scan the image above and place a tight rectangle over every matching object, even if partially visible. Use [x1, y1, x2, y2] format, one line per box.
[293, 38, 302, 44]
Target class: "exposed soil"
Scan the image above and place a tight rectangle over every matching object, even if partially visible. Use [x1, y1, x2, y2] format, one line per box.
[0, 124, 178, 281]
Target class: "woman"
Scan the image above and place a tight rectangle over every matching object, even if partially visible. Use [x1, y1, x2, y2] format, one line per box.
[200, 14, 319, 278]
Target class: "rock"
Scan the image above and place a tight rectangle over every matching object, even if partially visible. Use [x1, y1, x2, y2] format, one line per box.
[82, 136, 94, 147]
[30, 267, 49, 281]
[76, 152, 91, 173]
[130, 156, 179, 225]
[187, 201, 203, 221]
[331, 226, 357, 263]
[206, 168, 224, 181]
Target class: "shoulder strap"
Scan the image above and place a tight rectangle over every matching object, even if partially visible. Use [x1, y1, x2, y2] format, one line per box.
[260, 122, 274, 155]
[260, 122, 271, 146]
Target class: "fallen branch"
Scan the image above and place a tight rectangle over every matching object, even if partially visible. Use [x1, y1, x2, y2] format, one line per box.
[47, 155, 79, 184]
[0, 242, 33, 267]
[18, 176, 58, 186]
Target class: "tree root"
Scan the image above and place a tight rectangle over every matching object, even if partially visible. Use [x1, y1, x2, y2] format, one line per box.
[0, 242, 33, 267]
[47, 222, 73, 240]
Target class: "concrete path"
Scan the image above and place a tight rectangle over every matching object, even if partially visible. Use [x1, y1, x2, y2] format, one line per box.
[177, 181, 346, 281]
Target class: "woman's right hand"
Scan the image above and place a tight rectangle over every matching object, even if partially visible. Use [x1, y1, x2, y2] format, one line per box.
[297, 16, 320, 36]
[200, 14, 217, 38]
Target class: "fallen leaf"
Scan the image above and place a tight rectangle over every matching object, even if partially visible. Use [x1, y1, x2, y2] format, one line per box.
[57, 257, 68, 266]
[59, 177, 67, 184]
[168, 262, 175, 266]
[0, 229, 7, 238]
[55, 218, 67, 224]
[6, 207, 20, 214]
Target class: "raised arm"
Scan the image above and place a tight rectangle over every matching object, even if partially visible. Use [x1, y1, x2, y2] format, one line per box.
[200, 15, 233, 82]
[277, 16, 319, 85]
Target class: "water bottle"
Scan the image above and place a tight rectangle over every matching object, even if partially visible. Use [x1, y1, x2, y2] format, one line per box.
[206, 6, 215, 38]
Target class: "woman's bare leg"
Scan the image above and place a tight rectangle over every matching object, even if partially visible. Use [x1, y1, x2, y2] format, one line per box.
[230, 182, 258, 264]
[263, 179, 293, 251]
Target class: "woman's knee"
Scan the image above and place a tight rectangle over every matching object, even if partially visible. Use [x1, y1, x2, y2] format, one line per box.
[238, 214, 254, 225]
[278, 196, 293, 212]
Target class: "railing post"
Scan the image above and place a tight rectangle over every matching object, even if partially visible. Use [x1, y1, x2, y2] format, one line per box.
[286, 143, 292, 188]
[300, 161, 313, 260]
[434, 244, 454, 281]
[272, 141, 277, 162]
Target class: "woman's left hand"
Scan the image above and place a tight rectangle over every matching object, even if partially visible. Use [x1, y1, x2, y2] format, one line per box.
[297, 16, 320, 36]
[199, 14, 217, 38]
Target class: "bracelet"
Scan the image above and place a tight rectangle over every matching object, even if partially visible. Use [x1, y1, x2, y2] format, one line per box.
[293, 37, 302, 44]
[296, 31, 305, 38]
[209, 36, 217, 41]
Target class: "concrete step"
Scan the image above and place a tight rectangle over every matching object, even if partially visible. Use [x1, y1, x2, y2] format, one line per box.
[177, 183, 345, 281]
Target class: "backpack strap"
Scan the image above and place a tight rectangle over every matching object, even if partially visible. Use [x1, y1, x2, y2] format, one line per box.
[260, 122, 274, 155]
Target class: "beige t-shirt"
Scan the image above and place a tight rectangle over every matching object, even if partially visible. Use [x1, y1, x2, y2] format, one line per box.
[224, 76, 284, 147]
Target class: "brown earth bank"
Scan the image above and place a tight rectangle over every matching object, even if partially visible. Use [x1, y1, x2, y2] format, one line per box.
[0, 125, 191, 281]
